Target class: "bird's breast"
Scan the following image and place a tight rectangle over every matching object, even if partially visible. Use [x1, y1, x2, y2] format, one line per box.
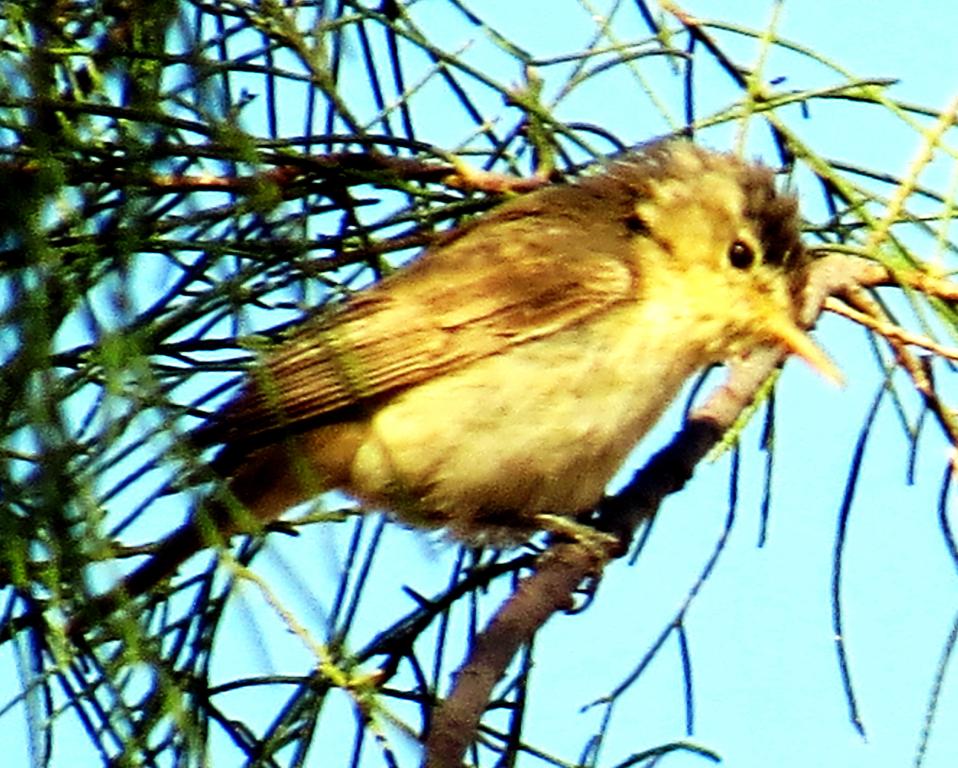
[343, 303, 708, 542]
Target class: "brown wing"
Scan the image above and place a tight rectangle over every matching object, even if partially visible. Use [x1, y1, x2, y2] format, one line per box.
[195, 179, 640, 450]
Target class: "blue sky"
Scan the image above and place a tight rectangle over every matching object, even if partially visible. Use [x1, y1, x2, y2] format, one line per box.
[5, 2, 958, 766]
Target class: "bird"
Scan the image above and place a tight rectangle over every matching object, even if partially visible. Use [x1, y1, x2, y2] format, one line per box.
[90, 139, 838, 616]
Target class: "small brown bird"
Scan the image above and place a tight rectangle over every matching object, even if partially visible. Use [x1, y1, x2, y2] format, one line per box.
[104, 140, 837, 607]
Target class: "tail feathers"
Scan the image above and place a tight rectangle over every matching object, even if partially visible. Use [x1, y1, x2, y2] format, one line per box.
[68, 437, 336, 639]
[68, 515, 232, 639]
[119, 520, 214, 601]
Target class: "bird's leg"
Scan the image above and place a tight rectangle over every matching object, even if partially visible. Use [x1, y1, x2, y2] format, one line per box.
[533, 513, 621, 564]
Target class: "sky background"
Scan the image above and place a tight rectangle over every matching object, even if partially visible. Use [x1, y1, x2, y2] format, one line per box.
[5, 1, 958, 766]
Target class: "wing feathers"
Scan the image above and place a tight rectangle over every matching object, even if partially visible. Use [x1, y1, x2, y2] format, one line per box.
[196, 185, 639, 449]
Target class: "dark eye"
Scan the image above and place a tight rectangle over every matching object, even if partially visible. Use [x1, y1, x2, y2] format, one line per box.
[728, 239, 755, 269]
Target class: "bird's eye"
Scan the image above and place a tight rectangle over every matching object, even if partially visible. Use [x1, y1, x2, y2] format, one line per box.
[728, 240, 755, 270]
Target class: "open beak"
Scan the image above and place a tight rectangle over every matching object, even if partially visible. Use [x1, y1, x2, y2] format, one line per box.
[767, 316, 844, 386]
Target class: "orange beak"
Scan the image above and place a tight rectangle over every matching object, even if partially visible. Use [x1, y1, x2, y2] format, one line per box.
[767, 316, 844, 386]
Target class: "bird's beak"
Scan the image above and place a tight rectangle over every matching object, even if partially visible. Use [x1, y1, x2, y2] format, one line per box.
[767, 316, 844, 386]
